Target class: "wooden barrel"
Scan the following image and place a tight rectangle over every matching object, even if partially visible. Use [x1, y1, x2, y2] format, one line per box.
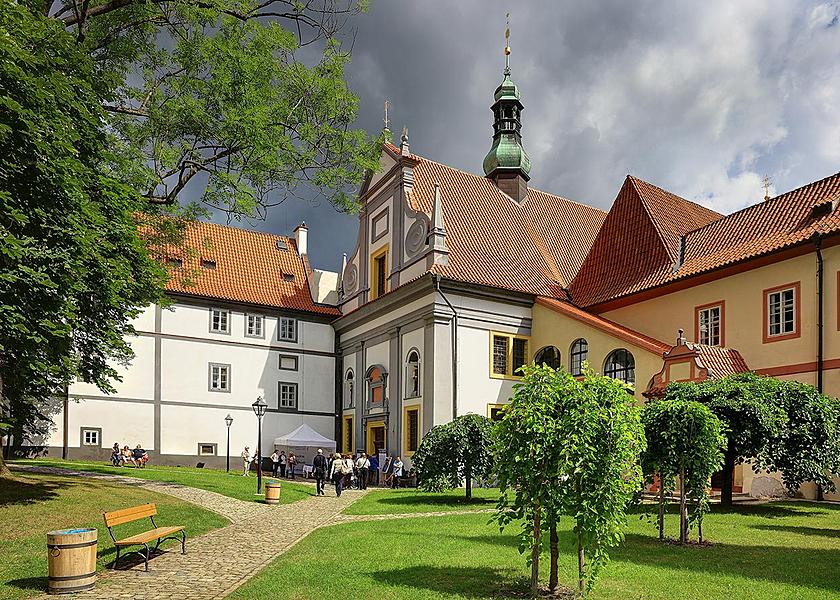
[264, 481, 282, 505]
[46, 528, 97, 594]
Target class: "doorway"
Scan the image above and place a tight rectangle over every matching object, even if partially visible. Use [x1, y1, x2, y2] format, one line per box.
[366, 420, 386, 456]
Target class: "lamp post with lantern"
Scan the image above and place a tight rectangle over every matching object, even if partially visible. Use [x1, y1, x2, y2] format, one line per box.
[251, 396, 268, 494]
[224, 414, 233, 473]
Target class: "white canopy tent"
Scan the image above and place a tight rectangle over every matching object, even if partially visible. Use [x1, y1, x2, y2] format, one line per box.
[273, 424, 336, 473]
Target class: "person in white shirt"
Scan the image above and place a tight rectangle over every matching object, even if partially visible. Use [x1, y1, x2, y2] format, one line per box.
[391, 456, 404, 489]
[355, 453, 370, 490]
[241, 446, 251, 476]
[329, 453, 345, 497]
[270, 450, 280, 477]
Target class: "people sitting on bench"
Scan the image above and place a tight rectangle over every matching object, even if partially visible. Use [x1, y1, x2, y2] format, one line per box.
[110, 443, 121, 467]
[103, 503, 186, 571]
[132, 444, 149, 467]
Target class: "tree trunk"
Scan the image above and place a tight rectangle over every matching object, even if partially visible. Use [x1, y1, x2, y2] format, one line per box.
[0, 445, 10, 478]
[577, 529, 585, 596]
[531, 506, 541, 594]
[465, 471, 472, 500]
[549, 521, 558, 593]
[720, 448, 736, 507]
[679, 463, 687, 545]
[658, 475, 665, 541]
[698, 512, 703, 544]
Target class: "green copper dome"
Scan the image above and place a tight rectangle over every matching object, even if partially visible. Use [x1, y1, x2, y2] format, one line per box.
[494, 72, 520, 102]
[483, 69, 531, 180]
[482, 134, 531, 177]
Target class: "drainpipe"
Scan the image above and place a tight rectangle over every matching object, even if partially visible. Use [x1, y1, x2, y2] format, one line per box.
[434, 275, 458, 419]
[813, 233, 825, 502]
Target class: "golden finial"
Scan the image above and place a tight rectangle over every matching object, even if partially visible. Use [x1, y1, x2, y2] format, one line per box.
[762, 174, 772, 201]
[504, 13, 511, 72]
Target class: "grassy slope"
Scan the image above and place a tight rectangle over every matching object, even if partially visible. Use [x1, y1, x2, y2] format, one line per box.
[13, 459, 314, 504]
[0, 472, 229, 600]
[230, 502, 840, 600]
[344, 487, 499, 515]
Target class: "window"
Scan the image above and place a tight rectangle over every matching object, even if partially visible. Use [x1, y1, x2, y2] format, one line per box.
[201, 259, 216, 270]
[282, 273, 295, 282]
[167, 257, 183, 268]
[371, 246, 388, 299]
[487, 403, 506, 421]
[245, 314, 264, 338]
[198, 443, 217, 456]
[209, 308, 230, 333]
[604, 349, 635, 386]
[278, 382, 298, 410]
[490, 332, 530, 379]
[696, 302, 724, 346]
[343, 416, 354, 454]
[81, 428, 100, 446]
[278, 355, 298, 371]
[278, 316, 297, 342]
[405, 350, 421, 398]
[209, 363, 231, 392]
[404, 406, 420, 455]
[367, 365, 386, 406]
[569, 338, 588, 376]
[344, 369, 355, 409]
[534, 346, 562, 369]
[764, 282, 800, 342]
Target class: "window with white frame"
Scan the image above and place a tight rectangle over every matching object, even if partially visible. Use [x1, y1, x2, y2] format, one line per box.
[245, 314, 264, 338]
[767, 286, 797, 338]
[278, 316, 297, 342]
[405, 350, 420, 398]
[198, 443, 217, 456]
[82, 429, 100, 446]
[210, 308, 230, 333]
[278, 382, 298, 410]
[569, 338, 588, 376]
[209, 363, 231, 392]
[697, 304, 722, 346]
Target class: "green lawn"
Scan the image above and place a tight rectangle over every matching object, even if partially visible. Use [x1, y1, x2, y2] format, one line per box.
[230, 501, 840, 599]
[0, 471, 229, 600]
[344, 487, 500, 515]
[12, 458, 315, 504]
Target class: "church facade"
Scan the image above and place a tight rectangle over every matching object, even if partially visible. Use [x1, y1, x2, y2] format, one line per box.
[37, 58, 840, 499]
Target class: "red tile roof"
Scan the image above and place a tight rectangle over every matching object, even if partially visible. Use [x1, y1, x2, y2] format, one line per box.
[163, 220, 339, 315]
[695, 344, 750, 378]
[535, 296, 670, 355]
[395, 148, 607, 296]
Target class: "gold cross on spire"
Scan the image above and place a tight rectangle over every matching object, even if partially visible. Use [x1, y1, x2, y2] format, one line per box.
[504, 13, 511, 73]
[383, 99, 391, 132]
[762, 174, 772, 201]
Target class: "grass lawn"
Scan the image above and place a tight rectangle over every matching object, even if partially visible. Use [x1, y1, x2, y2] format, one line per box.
[345, 487, 500, 515]
[12, 458, 315, 504]
[0, 471, 229, 600]
[230, 501, 840, 599]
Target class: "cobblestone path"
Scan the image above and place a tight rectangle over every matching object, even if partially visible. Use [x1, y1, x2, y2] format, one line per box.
[16, 465, 365, 599]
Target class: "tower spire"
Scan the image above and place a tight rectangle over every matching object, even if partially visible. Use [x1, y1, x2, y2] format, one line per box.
[382, 99, 392, 143]
[504, 12, 511, 75]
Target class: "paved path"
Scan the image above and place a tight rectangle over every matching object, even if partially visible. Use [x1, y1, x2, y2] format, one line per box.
[15, 465, 365, 600]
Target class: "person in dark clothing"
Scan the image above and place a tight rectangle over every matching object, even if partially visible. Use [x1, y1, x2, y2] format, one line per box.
[368, 454, 379, 486]
[313, 448, 328, 496]
[329, 452, 344, 497]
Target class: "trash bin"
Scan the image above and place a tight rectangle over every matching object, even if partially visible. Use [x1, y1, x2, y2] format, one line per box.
[265, 481, 282, 505]
[46, 528, 97, 594]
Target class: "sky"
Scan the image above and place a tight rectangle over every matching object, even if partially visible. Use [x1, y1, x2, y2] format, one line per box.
[213, 0, 840, 272]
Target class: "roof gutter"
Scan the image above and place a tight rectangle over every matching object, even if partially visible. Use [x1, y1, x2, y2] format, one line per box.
[434, 275, 458, 419]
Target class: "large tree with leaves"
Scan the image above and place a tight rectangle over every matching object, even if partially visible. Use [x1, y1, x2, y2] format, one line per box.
[411, 413, 495, 500]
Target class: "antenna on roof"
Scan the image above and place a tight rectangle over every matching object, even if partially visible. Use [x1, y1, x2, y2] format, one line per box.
[762, 174, 772, 201]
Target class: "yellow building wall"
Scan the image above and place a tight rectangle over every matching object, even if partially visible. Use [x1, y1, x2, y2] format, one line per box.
[530, 303, 664, 400]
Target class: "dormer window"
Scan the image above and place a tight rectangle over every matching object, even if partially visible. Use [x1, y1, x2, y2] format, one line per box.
[167, 257, 183, 268]
[201, 259, 216, 270]
[282, 273, 295, 282]
[275, 239, 289, 251]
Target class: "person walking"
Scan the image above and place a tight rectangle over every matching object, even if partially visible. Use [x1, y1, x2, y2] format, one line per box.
[241, 446, 251, 476]
[270, 450, 280, 477]
[288, 453, 297, 479]
[355, 453, 370, 490]
[391, 456, 404, 489]
[279, 451, 287, 478]
[342, 454, 354, 490]
[313, 449, 328, 496]
[330, 452, 344, 497]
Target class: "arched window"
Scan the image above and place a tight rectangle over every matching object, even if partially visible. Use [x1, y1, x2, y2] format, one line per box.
[604, 349, 635, 385]
[344, 369, 354, 409]
[366, 365, 387, 406]
[534, 346, 561, 369]
[569, 339, 588, 376]
[405, 349, 421, 398]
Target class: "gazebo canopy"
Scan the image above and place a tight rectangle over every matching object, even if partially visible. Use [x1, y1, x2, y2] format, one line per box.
[273, 423, 336, 450]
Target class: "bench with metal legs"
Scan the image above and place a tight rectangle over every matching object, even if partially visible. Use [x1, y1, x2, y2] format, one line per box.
[104, 503, 187, 571]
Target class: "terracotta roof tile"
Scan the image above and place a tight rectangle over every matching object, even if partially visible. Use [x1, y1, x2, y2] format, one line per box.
[163, 221, 339, 315]
[694, 344, 750, 378]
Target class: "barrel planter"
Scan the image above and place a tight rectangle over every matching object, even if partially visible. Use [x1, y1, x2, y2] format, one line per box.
[264, 481, 282, 505]
[46, 528, 97, 595]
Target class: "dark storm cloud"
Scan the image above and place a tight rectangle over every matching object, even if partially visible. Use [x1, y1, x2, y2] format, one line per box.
[219, 0, 840, 272]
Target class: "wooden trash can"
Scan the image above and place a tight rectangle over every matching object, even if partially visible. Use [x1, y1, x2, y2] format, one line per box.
[264, 481, 282, 505]
[46, 528, 97, 594]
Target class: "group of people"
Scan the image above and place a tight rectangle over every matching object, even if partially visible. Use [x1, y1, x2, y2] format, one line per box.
[110, 443, 149, 467]
[240, 447, 301, 478]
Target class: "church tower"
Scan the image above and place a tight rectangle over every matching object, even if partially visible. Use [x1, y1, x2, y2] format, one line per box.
[482, 17, 531, 202]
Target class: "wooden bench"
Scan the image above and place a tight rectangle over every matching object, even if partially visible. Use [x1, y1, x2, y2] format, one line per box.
[103, 503, 186, 571]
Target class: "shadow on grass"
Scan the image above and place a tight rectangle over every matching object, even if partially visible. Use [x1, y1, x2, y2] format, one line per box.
[368, 493, 496, 509]
[5, 576, 47, 594]
[751, 524, 840, 539]
[0, 476, 62, 507]
[627, 501, 834, 520]
[372, 566, 530, 599]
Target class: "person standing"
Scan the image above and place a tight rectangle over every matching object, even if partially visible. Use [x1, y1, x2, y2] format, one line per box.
[270, 450, 280, 477]
[288, 453, 297, 479]
[368, 453, 379, 486]
[313, 449, 328, 496]
[241, 446, 251, 476]
[329, 452, 344, 497]
[391, 456, 404, 489]
[355, 453, 370, 490]
[279, 451, 287, 478]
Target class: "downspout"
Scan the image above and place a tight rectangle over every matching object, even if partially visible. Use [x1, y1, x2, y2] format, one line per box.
[434, 275, 458, 419]
[813, 233, 825, 502]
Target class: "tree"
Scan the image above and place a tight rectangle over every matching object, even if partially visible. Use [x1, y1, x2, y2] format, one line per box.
[641, 400, 726, 544]
[411, 413, 495, 500]
[0, 2, 169, 474]
[43, 0, 380, 216]
[665, 373, 786, 506]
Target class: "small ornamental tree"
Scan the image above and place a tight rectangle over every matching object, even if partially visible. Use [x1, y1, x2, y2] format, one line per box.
[411, 413, 495, 500]
[641, 400, 726, 544]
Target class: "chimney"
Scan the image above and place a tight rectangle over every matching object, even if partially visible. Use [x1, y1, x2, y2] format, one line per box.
[294, 222, 308, 256]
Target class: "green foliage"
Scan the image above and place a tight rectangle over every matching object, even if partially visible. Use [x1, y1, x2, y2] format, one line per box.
[411, 413, 495, 498]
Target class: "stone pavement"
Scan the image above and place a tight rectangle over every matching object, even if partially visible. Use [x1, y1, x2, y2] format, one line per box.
[16, 466, 365, 600]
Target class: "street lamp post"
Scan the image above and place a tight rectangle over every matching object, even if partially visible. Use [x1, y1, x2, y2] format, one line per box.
[224, 414, 233, 473]
[251, 396, 268, 494]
